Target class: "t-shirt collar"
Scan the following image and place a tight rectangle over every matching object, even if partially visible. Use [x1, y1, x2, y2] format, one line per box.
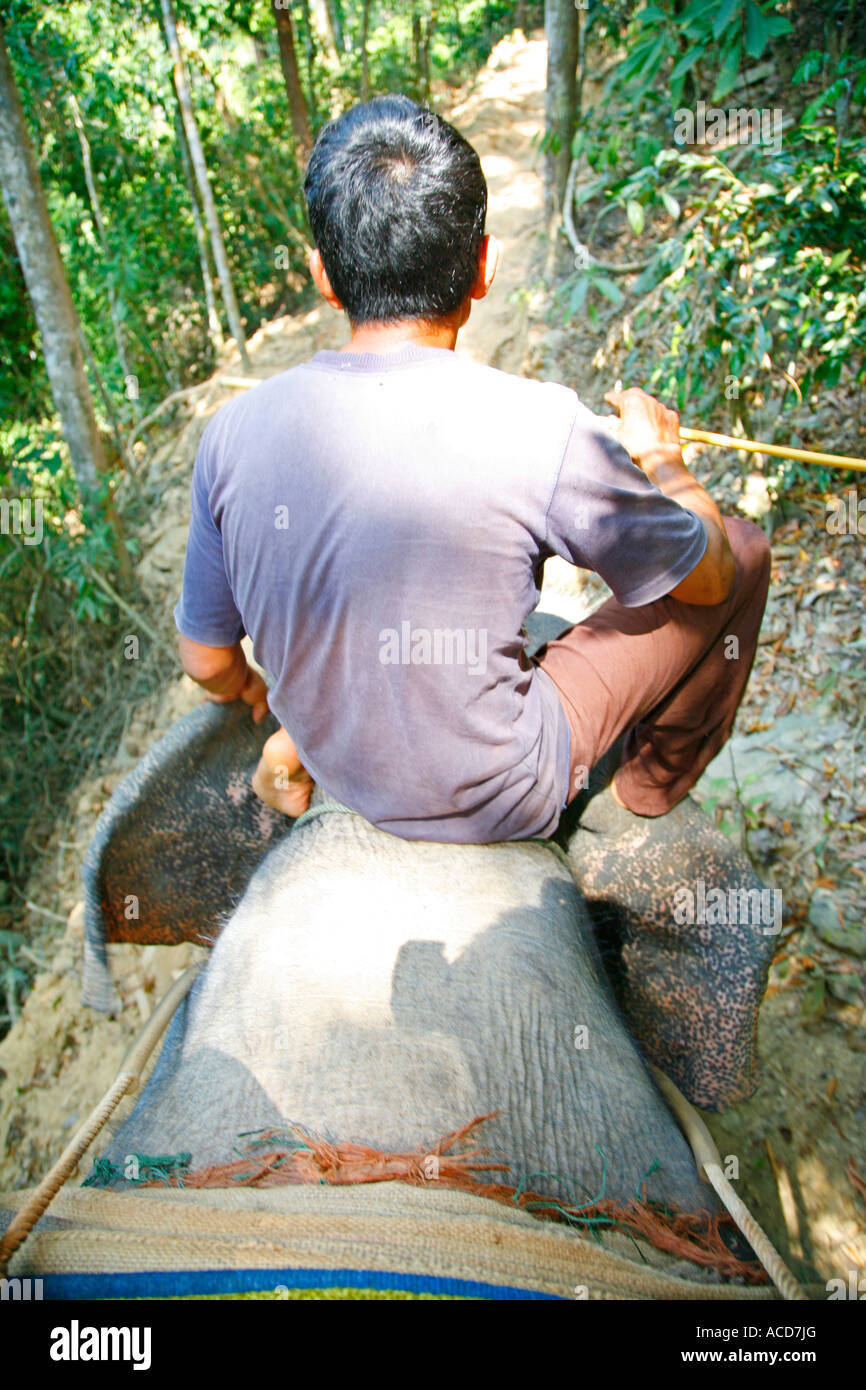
[309, 341, 457, 372]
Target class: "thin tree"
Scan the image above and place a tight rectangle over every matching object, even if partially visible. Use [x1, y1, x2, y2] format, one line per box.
[360, 0, 371, 100]
[412, 11, 422, 88]
[326, 0, 346, 53]
[174, 108, 224, 356]
[419, 5, 437, 103]
[310, 0, 338, 61]
[543, 0, 579, 230]
[159, 0, 250, 367]
[67, 91, 137, 409]
[271, 0, 313, 155]
[0, 26, 106, 497]
[293, 0, 320, 121]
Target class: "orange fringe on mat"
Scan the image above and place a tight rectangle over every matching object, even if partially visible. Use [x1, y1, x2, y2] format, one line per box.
[143, 1114, 766, 1284]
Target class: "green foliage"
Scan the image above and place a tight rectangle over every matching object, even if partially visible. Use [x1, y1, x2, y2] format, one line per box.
[0, 432, 120, 892]
[794, 48, 866, 130]
[0, 420, 133, 863]
[558, 0, 866, 493]
[0, 0, 522, 437]
[605, 0, 792, 109]
[0, 925, 31, 1029]
[1, 423, 124, 622]
[1, 0, 313, 415]
[625, 127, 866, 409]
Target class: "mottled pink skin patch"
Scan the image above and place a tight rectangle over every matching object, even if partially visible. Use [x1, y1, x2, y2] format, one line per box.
[254, 800, 278, 840]
[226, 773, 249, 808]
[223, 773, 279, 833]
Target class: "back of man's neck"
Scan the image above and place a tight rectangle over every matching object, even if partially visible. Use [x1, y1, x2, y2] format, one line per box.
[342, 317, 461, 355]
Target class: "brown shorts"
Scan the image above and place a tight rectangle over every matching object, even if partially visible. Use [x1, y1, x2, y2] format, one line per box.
[534, 516, 771, 816]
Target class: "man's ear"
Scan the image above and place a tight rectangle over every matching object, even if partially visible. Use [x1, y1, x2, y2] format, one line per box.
[470, 234, 501, 301]
[309, 249, 343, 311]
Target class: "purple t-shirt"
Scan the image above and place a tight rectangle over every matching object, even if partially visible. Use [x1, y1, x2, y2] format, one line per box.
[174, 343, 706, 842]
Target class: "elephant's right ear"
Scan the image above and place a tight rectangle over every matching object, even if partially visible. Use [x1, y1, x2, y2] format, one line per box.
[82, 701, 293, 1010]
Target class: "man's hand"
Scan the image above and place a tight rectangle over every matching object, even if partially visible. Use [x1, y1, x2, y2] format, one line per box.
[603, 386, 681, 471]
[208, 664, 270, 723]
[603, 385, 736, 606]
[178, 636, 270, 723]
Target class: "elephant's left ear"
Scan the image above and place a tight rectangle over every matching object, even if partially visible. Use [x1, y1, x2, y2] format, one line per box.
[82, 701, 292, 1011]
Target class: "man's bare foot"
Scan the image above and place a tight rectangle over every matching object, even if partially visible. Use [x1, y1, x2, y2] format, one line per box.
[252, 763, 314, 817]
[252, 726, 315, 818]
[609, 772, 629, 811]
[609, 773, 658, 818]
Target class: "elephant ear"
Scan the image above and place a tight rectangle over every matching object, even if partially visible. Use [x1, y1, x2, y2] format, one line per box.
[563, 789, 776, 1113]
[82, 701, 293, 1010]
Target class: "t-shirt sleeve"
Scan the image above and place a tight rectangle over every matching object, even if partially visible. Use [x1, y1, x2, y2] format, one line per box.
[173, 433, 245, 647]
[545, 402, 708, 606]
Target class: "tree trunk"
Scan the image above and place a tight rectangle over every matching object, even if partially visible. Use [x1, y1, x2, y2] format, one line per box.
[159, 0, 249, 367]
[543, 0, 579, 231]
[67, 91, 138, 412]
[360, 0, 371, 100]
[575, 0, 585, 134]
[0, 27, 106, 496]
[295, 0, 319, 120]
[327, 0, 346, 52]
[420, 7, 437, 103]
[412, 10, 422, 80]
[174, 109, 224, 356]
[271, 0, 313, 155]
[310, 0, 338, 60]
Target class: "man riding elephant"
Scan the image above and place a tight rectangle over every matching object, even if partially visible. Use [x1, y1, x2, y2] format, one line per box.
[84, 94, 776, 1239]
[172, 93, 770, 845]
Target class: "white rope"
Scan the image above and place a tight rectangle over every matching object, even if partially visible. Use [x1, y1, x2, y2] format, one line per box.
[0, 962, 202, 1276]
[649, 1063, 806, 1300]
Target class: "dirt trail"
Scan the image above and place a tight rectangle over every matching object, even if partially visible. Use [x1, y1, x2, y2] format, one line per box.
[1, 29, 862, 1294]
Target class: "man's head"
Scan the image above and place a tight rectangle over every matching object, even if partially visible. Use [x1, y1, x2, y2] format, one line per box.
[304, 95, 490, 327]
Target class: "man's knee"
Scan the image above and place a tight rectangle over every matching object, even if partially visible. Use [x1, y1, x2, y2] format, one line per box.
[723, 516, 771, 593]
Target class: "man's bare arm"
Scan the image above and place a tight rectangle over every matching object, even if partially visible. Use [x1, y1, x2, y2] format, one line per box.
[178, 635, 270, 722]
[604, 387, 736, 606]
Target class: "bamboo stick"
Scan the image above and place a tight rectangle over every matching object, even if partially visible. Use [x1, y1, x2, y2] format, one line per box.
[679, 427, 866, 473]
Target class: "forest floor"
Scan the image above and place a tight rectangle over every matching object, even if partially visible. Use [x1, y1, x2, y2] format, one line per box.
[1, 28, 864, 1294]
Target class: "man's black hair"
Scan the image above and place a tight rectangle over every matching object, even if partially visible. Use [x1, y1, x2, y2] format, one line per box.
[303, 95, 488, 326]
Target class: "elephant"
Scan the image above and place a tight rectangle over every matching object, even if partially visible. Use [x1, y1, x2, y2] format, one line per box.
[81, 615, 775, 1228]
